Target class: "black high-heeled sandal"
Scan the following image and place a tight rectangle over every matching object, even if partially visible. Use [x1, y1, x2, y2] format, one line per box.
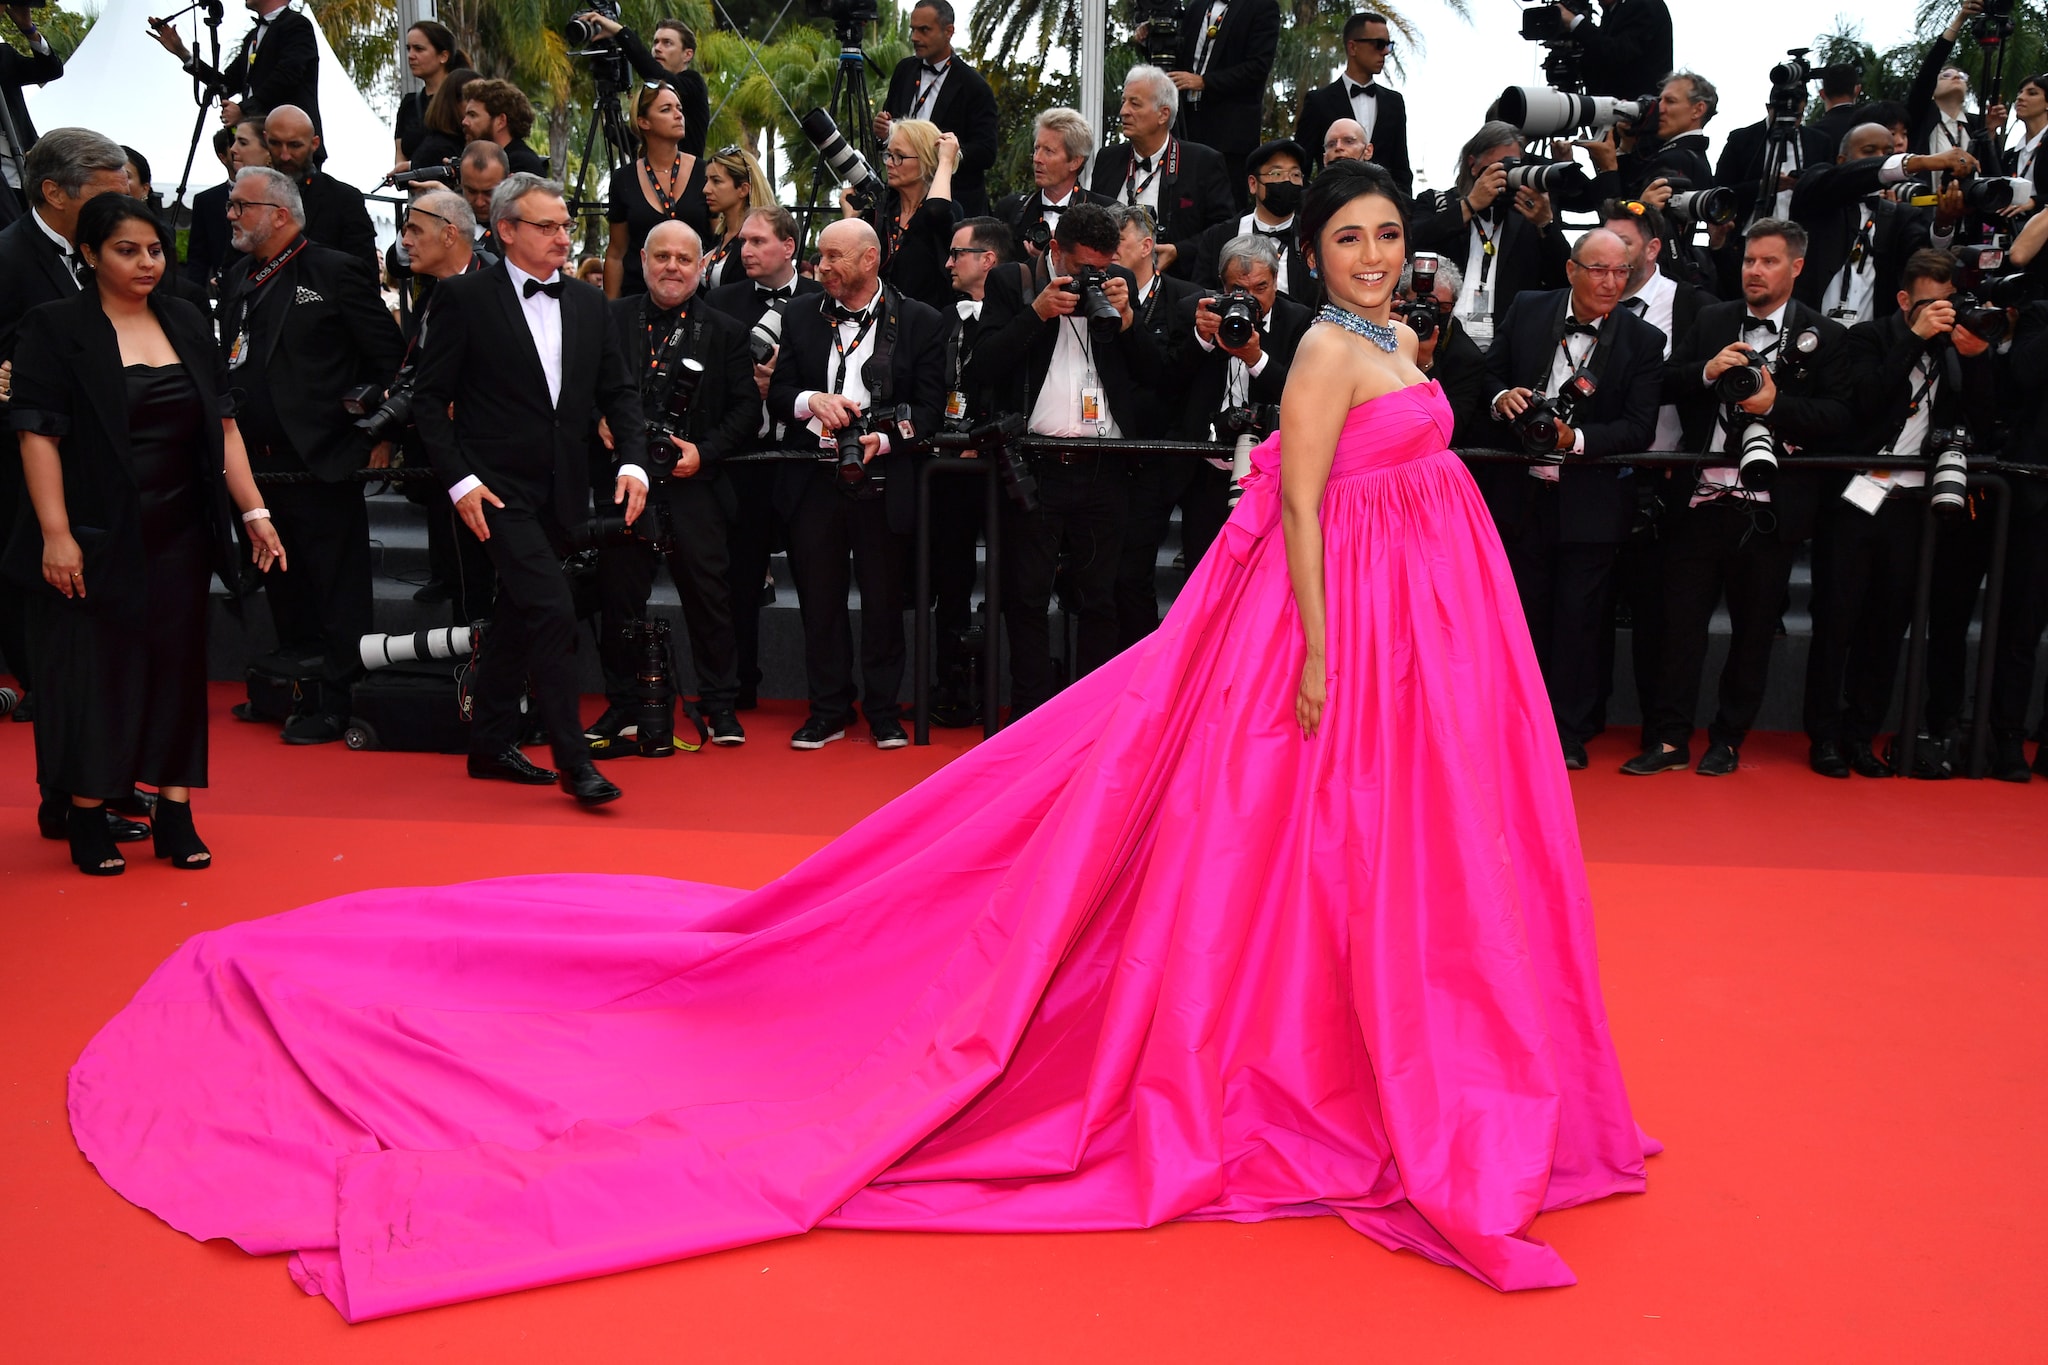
[151, 797, 211, 870]
[68, 803, 125, 876]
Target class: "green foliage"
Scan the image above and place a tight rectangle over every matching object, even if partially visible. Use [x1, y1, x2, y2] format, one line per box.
[1812, 3, 2048, 116]
[26, 4, 96, 61]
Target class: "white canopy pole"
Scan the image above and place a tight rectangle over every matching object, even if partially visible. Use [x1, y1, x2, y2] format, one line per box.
[1080, 0, 1106, 167]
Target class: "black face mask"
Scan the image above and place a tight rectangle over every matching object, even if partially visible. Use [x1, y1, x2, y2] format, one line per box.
[1260, 181, 1303, 217]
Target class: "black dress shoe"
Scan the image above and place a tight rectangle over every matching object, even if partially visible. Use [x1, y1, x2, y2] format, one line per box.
[1695, 743, 1740, 777]
[37, 794, 148, 843]
[1808, 739, 1851, 779]
[467, 747, 558, 785]
[109, 787, 158, 819]
[2033, 741, 2048, 780]
[1620, 745, 1688, 775]
[1991, 735, 2032, 783]
[1561, 738, 1588, 770]
[559, 762, 621, 805]
[1847, 739, 1892, 779]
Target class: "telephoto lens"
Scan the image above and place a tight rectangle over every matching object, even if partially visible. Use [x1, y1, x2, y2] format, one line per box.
[835, 422, 869, 483]
[1498, 156, 1590, 198]
[1665, 185, 1736, 225]
[747, 301, 785, 365]
[1928, 431, 1970, 515]
[1064, 266, 1123, 337]
[799, 108, 886, 211]
[1958, 176, 2017, 215]
[1214, 289, 1259, 349]
[358, 626, 477, 672]
[1497, 86, 1647, 139]
[1735, 420, 1778, 489]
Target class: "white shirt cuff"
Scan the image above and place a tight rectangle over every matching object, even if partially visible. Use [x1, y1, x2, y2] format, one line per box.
[1490, 389, 1514, 412]
[27, 34, 49, 55]
[1247, 351, 1270, 378]
[875, 433, 892, 456]
[1196, 332, 1217, 353]
[447, 474, 482, 504]
[617, 464, 648, 489]
[1571, 427, 1586, 455]
[796, 390, 818, 421]
[1878, 154, 1911, 184]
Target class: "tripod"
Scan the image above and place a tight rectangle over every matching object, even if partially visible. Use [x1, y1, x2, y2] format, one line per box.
[797, 20, 881, 246]
[567, 48, 640, 257]
[157, 0, 227, 237]
[1749, 114, 1803, 226]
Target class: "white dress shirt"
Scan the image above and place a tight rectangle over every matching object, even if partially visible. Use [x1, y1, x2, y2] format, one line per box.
[796, 288, 893, 453]
[1030, 316, 1120, 438]
[1124, 145, 1167, 212]
[1346, 77, 1380, 146]
[1867, 357, 1935, 493]
[2012, 122, 2046, 187]
[31, 208, 80, 288]
[1823, 203, 1879, 325]
[907, 57, 951, 120]
[1235, 211, 1294, 295]
[1188, 1, 1229, 101]
[1622, 270, 1683, 453]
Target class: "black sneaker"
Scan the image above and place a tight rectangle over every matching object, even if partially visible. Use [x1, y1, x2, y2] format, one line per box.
[281, 712, 346, 745]
[584, 704, 637, 755]
[790, 717, 845, 750]
[706, 710, 746, 746]
[871, 719, 909, 750]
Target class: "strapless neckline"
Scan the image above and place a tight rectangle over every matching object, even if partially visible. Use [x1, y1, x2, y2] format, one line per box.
[1346, 379, 1441, 419]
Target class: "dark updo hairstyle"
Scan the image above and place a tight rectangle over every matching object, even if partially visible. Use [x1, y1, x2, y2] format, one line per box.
[76, 194, 168, 262]
[1296, 158, 1408, 263]
[409, 20, 469, 73]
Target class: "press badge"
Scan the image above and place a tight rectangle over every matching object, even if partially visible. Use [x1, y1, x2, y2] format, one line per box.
[1841, 473, 1889, 515]
[945, 389, 967, 421]
[1081, 386, 1105, 428]
[227, 331, 249, 368]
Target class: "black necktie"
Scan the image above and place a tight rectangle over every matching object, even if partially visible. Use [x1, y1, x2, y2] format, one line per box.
[522, 276, 565, 299]
[1348, 82, 1376, 100]
[756, 284, 793, 301]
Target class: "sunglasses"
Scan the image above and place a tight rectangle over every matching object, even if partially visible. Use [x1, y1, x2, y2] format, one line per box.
[1348, 36, 1394, 50]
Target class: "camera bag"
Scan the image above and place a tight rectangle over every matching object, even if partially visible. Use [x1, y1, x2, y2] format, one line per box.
[237, 651, 324, 724]
[344, 660, 471, 753]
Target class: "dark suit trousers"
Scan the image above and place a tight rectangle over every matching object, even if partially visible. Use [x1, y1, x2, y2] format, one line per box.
[1500, 480, 1620, 744]
[0, 465, 29, 688]
[423, 494, 497, 625]
[931, 469, 986, 656]
[722, 460, 782, 695]
[1003, 458, 1126, 715]
[1650, 498, 1799, 750]
[472, 503, 590, 769]
[1990, 494, 2048, 741]
[263, 481, 372, 706]
[784, 469, 909, 728]
[1924, 504, 1993, 735]
[1803, 495, 1922, 745]
[595, 479, 740, 711]
[1116, 457, 1230, 650]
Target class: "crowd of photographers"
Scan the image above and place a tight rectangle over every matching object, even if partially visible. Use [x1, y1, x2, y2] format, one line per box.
[6, 0, 2048, 810]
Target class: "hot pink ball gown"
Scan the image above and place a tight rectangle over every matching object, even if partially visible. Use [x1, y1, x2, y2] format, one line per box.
[68, 378, 1657, 1321]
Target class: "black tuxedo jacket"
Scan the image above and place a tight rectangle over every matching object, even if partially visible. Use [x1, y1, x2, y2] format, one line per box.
[883, 56, 1000, 215]
[1123, 273, 1202, 438]
[217, 239, 403, 481]
[994, 186, 1118, 258]
[1789, 158, 1937, 321]
[765, 284, 948, 535]
[1166, 292, 1312, 439]
[1480, 289, 1666, 543]
[1426, 319, 1496, 451]
[1715, 119, 1836, 223]
[3, 290, 239, 612]
[704, 276, 823, 446]
[0, 40, 62, 168]
[1665, 298, 1854, 541]
[1840, 313, 1998, 460]
[608, 293, 760, 470]
[0, 208, 79, 367]
[1171, 0, 1279, 157]
[183, 183, 233, 288]
[1293, 78, 1411, 193]
[1575, 0, 1673, 101]
[296, 171, 378, 272]
[1810, 104, 1863, 158]
[1188, 216, 1314, 305]
[414, 261, 645, 519]
[1090, 138, 1236, 275]
[966, 258, 1168, 441]
[1410, 194, 1570, 321]
[1618, 131, 1714, 199]
[1907, 35, 2002, 166]
[201, 6, 321, 129]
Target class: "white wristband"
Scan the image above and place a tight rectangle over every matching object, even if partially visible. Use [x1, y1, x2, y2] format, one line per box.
[241, 508, 271, 523]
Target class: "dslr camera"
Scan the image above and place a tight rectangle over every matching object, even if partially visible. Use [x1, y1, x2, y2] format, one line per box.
[1498, 86, 1652, 140]
[1210, 288, 1260, 349]
[1663, 178, 1736, 226]
[1497, 155, 1591, 199]
[746, 300, 786, 365]
[1063, 265, 1123, 337]
[1511, 367, 1597, 461]
[799, 107, 886, 211]
[1927, 426, 1974, 515]
[1768, 49, 1814, 120]
[564, 0, 620, 49]
[1401, 252, 1443, 340]
[343, 376, 416, 446]
[1133, 0, 1183, 67]
[828, 403, 916, 489]
[1021, 218, 1054, 255]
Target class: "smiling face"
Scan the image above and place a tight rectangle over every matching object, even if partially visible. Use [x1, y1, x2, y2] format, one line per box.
[1307, 190, 1405, 317]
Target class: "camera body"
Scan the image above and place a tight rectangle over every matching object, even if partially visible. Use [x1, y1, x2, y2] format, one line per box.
[643, 356, 705, 472]
[1133, 0, 1183, 67]
[1663, 178, 1736, 226]
[1511, 364, 1597, 460]
[564, 0, 621, 49]
[343, 377, 416, 446]
[1063, 265, 1123, 337]
[799, 107, 885, 212]
[1212, 288, 1261, 349]
[1402, 252, 1442, 340]
[1214, 401, 1279, 442]
[746, 301, 786, 365]
[1714, 354, 1766, 404]
[1950, 261, 2026, 345]
[1021, 218, 1054, 255]
[826, 403, 915, 490]
[1768, 48, 1813, 121]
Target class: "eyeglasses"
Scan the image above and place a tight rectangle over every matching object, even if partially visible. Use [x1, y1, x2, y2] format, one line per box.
[945, 245, 992, 259]
[1258, 170, 1305, 184]
[1348, 36, 1394, 50]
[1572, 264, 1632, 280]
[881, 150, 917, 164]
[224, 198, 281, 215]
[511, 217, 573, 236]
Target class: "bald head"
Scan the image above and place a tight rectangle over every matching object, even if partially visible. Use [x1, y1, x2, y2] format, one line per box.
[1567, 227, 1631, 319]
[1570, 227, 1629, 266]
[643, 218, 707, 309]
[1324, 118, 1372, 164]
[1840, 122, 1894, 163]
[816, 219, 881, 305]
[263, 105, 318, 177]
[645, 219, 703, 256]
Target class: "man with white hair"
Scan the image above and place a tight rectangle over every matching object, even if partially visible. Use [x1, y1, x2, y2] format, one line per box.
[1088, 66, 1233, 277]
[217, 164, 404, 746]
[994, 108, 1115, 261]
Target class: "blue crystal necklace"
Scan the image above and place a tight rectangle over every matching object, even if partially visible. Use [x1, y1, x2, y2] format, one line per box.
[1317, 304, 1398, 352]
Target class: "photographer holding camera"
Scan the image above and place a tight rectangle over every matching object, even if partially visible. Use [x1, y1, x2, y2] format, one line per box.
[1716, 81, 1832, 225]
[1293, 12, 1410, 190]
[1804, 248, 1998, 779]
[1790, 125, 1968, 326]
[766, 219, 946, 751]
[460, 141, 510, 257]
[996, 108, 1115, 262]
[875, 2, 1000, 216]
[1189, 139, 1314, 304]
[1908, 2, 2004, 172]
[706, 206, 820, 710]
[572, 11, 709, 161]
[1403, 256, 1493, 448]
[149, 0, 320, 134]
[1622, 218, 1853, 777]
[1139, 0, 1280, 212]
[588, 221, 758, 751]
[968, 202, 1163, 719]
[1412, 121, 1570, 347]
[1089, 66, 1234, 278]
[413, 174, 650, 804]
[1484, 229, 1665, 768]
[1606, 70, 1717, 201]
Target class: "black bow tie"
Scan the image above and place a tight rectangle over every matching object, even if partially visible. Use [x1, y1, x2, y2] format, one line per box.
[1253, 223, 1290, 239]
[826, 301, 874, 326]
[921, 61, 947, 77]
[756, 284, 793, 301]
[522, 276, 565, 299]
[1348, 82, 1377, 100]
[1134, 154, 1153, 172]
[1622, 298, 1648, 318]
[1563, 319, 1600, 337]
[1744, 316, 1779, 334]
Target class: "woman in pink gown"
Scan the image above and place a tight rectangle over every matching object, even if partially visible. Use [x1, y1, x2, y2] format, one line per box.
[68, 162, 1656, 1322]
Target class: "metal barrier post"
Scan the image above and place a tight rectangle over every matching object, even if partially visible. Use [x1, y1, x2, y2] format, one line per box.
[981, 459, 1002, 741]
[1895, 495, 1942, 779]
[1966, 473, 2013, 780]
[910, 457, 1000, 746]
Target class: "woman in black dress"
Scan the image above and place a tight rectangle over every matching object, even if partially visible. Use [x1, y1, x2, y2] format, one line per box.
[605, 83, 709, 298]
[7, 197, 285, 876]
[698, 143, 773, 291]
[409, 65, 481, 176]
[393, 22, 469, 173]
[847, 118, 962, 314]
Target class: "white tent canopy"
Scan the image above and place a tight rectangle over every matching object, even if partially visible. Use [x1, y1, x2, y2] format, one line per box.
[26, 0, 396, 207]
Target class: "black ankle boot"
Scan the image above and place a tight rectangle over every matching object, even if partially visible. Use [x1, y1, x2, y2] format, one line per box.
[68, 804, 125, 876]
[151, 797, 211, 870]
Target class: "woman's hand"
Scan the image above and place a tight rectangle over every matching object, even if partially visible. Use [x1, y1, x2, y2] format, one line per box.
[43, 531, 83, 598]
[936, 131, 960, 171]
[246, 516, 287, 573]
[1296, 654, 1327, 738]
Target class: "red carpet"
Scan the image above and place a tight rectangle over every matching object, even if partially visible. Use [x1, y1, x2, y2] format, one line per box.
[3, 684, 2043, 1361]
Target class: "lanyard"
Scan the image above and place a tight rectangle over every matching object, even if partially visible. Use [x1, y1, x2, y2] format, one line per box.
[1472, 213, 1496, 288]
[643, 152, 686, 219]
[832, 308, 880, 394]
[910, 63, 946, 117]
[242, 234, 308, 296]
[645, 305, 689, 376]
[1124, 139, 1176, 204]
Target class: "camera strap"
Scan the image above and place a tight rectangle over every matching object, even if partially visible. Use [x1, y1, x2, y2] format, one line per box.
[830, 307, 880, 395]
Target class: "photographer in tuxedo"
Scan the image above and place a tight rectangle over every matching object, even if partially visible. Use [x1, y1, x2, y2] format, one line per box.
[1556, 0, 1673, 102]
[1804, 248, 1998, 779]
[967, 202, 1165, 718]
[705, 205, 820, 710]
[1089, 66, 1234, 277]
[996, 108, 1115, 261]
[1293, 11, 1410, 190]
[1411, 121, 1569, 348]
[1189, 139, 1314, 305]
[150, 0, 320, 133]
[1153, 0, 1279, 211]
[1790, 127, 1967, 327]
[572, 12, 710, 161]
[765, 219, 946, 752]
[589, 221, 758, 751]
[412, 174, 651, 805]
[217, 166, 403, 746]
[1484, 229, 1666, 768]
[874, 1, 999, 215]
[1715, 88, 1833, 225]
[1622, 219, 1854, 777]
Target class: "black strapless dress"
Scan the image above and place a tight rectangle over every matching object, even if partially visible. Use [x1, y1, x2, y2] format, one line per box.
[31, 364, 213, 798]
